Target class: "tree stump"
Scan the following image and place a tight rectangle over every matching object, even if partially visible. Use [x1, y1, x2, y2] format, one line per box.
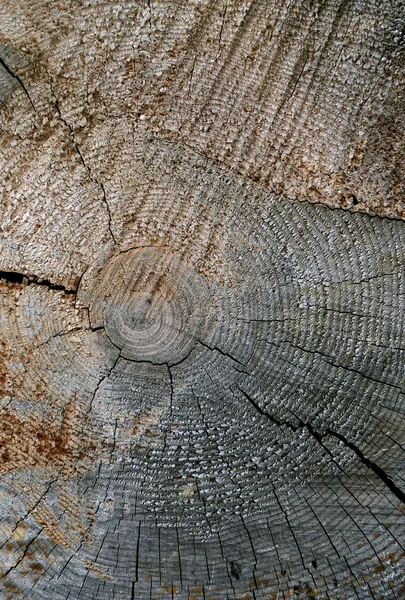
[0, 1, 404, 599]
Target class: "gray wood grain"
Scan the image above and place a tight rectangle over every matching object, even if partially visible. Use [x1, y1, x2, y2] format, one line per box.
[0, 1, 404, 599]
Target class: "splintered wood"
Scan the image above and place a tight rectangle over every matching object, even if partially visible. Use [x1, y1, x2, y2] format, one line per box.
[0, 1, 404, 599]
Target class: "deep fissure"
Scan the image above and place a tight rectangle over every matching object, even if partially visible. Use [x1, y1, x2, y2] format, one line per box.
[236, 386, 405, 505]
[0, 56, 35, 109]
[0, 270, 77, 293]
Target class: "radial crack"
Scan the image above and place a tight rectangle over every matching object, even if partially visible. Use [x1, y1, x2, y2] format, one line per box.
[236, 386, 405, 504]
[88, 351, 121, 414]
[2, 529, 43, 577]
[0, 56, 35, 109]
[198, 341, 250, 374]
[325, 429, 405, 505]
[47, 79, 117, 245]
[267, 339, 404, 395]
[0, 270, 77, 293]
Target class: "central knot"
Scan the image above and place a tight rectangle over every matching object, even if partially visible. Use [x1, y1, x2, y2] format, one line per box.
[86, 247, 208, 365]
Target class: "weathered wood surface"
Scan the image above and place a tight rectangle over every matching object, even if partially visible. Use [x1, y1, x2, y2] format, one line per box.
[0, 1, 405, 599]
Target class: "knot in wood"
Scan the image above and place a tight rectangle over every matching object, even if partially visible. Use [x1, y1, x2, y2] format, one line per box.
[83, 247, 209, 364]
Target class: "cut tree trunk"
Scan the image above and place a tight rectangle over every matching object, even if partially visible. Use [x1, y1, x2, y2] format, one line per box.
[0, 2, 405, 599]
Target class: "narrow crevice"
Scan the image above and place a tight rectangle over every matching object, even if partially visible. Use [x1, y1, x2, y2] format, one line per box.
[135, 521, 141, 583]
[0, 479, 57, 555]
[30, 276, 76, 294]
[261, 337, 403, 396]
[304, 496, 341, 559]
[198, 340, 250, 374]
[73, 143, 117, 244]
[269, 50, 309, 129]
[167, 364, 174, 403]
[176, 528, 183, 589]
[71, 137, 116, 245]
[273, 488, 313, 577]
[0, 56, 35, 109]
[304, 420, 338, 463]
[34, 325, 104, 350]
[236, 386, 405, 504]
[240, 514, 258, 575]
[0, 124, 23, 141]
[236, 386, 283, 428]
[2, 478, 57, 576]
[0, 270, 77, 293]
[216, 5, 228, 58]
[165, 137, 405, 223]
[2, 529, 43, 577]
[88, 351, 121, 414]
[325, 428, 405, 504]
[274, 338, 403, 394]
[99, 182, 117, 244]
[47, 79, 117, 244]
[117, 243, 172, 256]
[103, 328, 199, 369]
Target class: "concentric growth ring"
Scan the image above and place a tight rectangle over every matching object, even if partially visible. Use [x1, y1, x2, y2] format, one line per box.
[84, 247, 209, 365]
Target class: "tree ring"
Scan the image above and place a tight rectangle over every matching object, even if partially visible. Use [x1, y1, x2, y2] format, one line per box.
[87, 247, 209, 365]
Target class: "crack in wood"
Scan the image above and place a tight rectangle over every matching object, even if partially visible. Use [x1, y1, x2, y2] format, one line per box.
[236, 386, 405, 505]
[0, 270, 77, 293]
[46, 78, 117, 245]
[0, 55, 35, 109]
